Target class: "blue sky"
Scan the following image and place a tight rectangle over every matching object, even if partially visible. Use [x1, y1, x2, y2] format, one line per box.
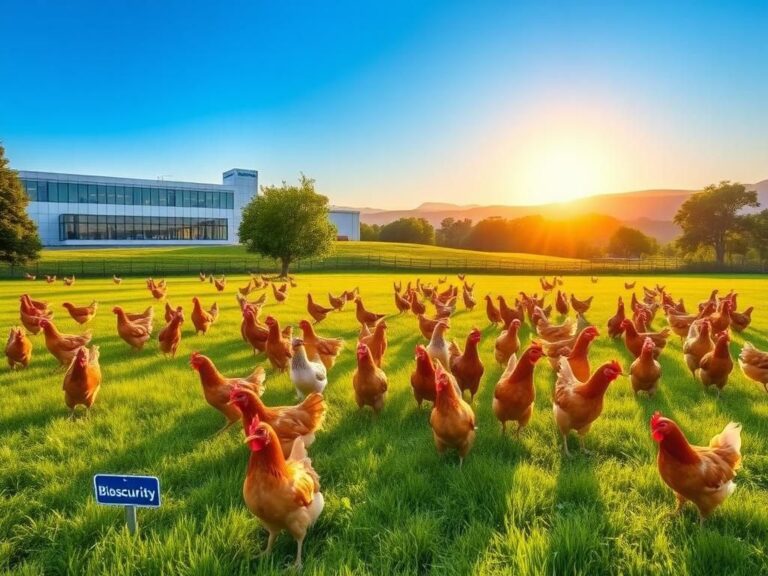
[1, 0, 766, 208]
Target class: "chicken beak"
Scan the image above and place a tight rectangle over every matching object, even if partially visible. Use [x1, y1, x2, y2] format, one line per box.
[243, 434, 256, 444]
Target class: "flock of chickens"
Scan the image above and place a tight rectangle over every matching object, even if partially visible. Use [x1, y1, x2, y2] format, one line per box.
[5, 271, 768, 568]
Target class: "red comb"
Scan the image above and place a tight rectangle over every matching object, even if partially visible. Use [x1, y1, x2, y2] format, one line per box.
[247, 416, 261, 436]
[650, 411, 662, 428]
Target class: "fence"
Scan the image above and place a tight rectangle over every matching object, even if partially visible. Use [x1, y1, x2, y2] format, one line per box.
[1, 254, 766, 279]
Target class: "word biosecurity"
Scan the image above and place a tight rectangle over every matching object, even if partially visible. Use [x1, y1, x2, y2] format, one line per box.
[96, 485, 157, 502]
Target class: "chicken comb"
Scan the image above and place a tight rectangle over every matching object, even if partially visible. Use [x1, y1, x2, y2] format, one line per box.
[246, 416, 261, 436]
[650, 411, 663, 429]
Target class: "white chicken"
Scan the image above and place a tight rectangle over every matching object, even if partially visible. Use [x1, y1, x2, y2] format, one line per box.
[289, 338, 328, 399]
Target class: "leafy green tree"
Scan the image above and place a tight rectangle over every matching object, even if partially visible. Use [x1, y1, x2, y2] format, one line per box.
[436, 217, 473, 248]
[360, 223, 381, 241]
[238, 174, 336, 276]
[607, 226, 657, 258]
[744, 209, 768, 262]
[378, 217, 435, 245]
[0, 145, 42, 265]
[674, 181, 759, 264]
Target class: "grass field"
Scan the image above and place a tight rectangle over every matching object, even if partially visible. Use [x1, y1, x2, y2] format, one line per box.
[1, 272, 767, 575]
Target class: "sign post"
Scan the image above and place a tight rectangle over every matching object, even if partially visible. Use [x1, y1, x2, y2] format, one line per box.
[93, 474, 161, 534]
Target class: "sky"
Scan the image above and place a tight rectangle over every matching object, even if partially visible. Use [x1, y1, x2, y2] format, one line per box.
[1, 0, 766, 209]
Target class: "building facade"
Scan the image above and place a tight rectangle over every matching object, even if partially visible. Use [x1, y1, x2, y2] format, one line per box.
[19, 168, 360, 245]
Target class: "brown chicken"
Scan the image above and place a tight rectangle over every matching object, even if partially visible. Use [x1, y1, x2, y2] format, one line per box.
[352, 342, 388, 414]
[553, 357, 623, 455]
[19, 295, 51, 335]
[630, 337, 662, 396]
[739, 342, 768, 392]
[214, 275, 226, 292]
[494, 319, 521, 366]
[265, 316, 293, 371]
[430, 362, 476, 466]
[229, 386, 326, 456]
[665, 308, 697, 339]
[271, 283, 287, 303]
[62, 301, 98, 325]
[150, 286, 167, 300]
[410, 293, 427, 315]
[343, 287, 359, 302]
[238, 279, 254, 296]
[394, 290, 411, 314]
[158, 308, 184, 357]
[625, 281, 636, 289]
[498, 296, 524, 326]
[708, 301, 732, 334]
[164, 302, 177, 323]
[38, 319, 92, 366]
[555, 290, 569, 315]
[191, 297, 217, 335]
[240, 306, 269, 354]
[651, 412, 741, 521]
[492, 343, 544, 436]
[534, 314, 577, 342]
[697, 332, 733, 397]
[45, 274, 56, 283]
[565, 326, 600, 382]
[5, 327, 32, 369]
[307, 293, 333, 324]
[112, 306, 153, 350]
[328, 292, 346, 311]
[240, 416, 324, 570]
[485, 295, 502, 326]
[570, 293, 594, 314]
[358, 319, 387, 367]
[62, 345, 101, 418]
[620, 319, 670, 359]
[730, 306, 753, 333]
[462, 287, 476, 311]
[683, 320, 714, 376]
[606, 297, 626, 339]
[297, 320, 343, 370]
[189, 352, 267, 433]
[355, 297, 385, 327]
[449, 328, 484, 402]
[63, 275, 75, 286]
[411, 344, 437, 407]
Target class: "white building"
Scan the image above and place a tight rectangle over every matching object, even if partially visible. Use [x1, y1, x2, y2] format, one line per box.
[18, 168, 360, 246]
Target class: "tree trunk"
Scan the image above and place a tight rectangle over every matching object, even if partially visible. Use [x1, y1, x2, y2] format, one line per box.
[714, 242, 726, 264]
[280, 257, 291, 278]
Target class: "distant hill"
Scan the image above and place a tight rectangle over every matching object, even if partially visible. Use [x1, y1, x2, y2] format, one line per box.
[356, 181, 768, 243]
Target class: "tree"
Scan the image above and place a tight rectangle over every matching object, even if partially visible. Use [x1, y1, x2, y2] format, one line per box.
[360, 223, 381, 241]
[744, 209, 768, 262]
[673, 181, 759, 264]
[238, 174, 336, 276]
[607, 226, 657, 258]
[378, 217, 435, 245]
[0, 145, 41, 265]
[436, 217, 473, 248]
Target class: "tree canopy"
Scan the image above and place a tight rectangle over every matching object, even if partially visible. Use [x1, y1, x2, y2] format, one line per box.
[673, 181, 759, 264]
[0, 145, 42, 265]
[378, 217, 435, 245]
[436, 217, 473, 248]
[238, 175, 336, 276]
[607, 226, 657, 258]
[360, 223, 381, 241]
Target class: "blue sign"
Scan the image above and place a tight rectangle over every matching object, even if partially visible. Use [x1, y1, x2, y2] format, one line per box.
[93, 474, 161, 508]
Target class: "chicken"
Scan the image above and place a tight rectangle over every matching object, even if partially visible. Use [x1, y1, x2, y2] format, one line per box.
[298, 320, 343, 370]
[410, 293, 426, 315]
[492, 343, 544, 436]
[426, 320, 450, 373]
[62, 345, 101, 418]
[650, 412, 741, 521]
[665, 309, 698, 339]
[410, 344, 437, 408]
[289, 339, 327, 399]
[630, 337, 662, 396]
[5, 327, 32, 369]
[358, 319, 387, 367]
[683, 320, 714, 376]
[730, 306, 753, 333]
[62, 301, 98, 325]
[307, 294, 333, 324]
[606, 297, 626, 339]
[113, 275, 122, 285]
[738, 342, 768, 392]
[265, 316, 293, 371]
[697, 332, 733, 397]
[164, 302, 178, 323]
[150, 286, 167, 300]
[565, 326, 600, 382]
[355, 297, 385, 327]
[238, 279, 254, 296]
[63, 275, 75, 286]
[430, 362, 476, 466]
[485, 295, 502, 326]
[394, 290, 411, 314]
[707, 301, 732, 334]
[497, 296, 524, 327]
[352, 342, 388, 414]
[271, 283, 287, 303]
[570, 293, 594, 315]
[241, 418, 324, 569]
[112, 306, 153, 350]
[619, 319, 670, 359]
[343, 287, 359, 302]
[553, 357, 623, 455]
[19, 294, 52, 335]
[625, 281, 636, 289]
[214, 275, 226, 292]
[555, 290, 569, 315]
[327, 292, 346, 311]
[534, 314, 577, 342]
[229, 387, 326, 456]
[36, 319, 91, 367]
[158, 308, 184, 357]
[191, 297, 217, 335]
[494, 319, 521, 366]
[448, 328, 484, 402]
[462, 287, 476, 311]
[189, 352, 266, 433]
[241, 306, 269, 354]
[45, 275, 56, 283]
[25, 273, 36, 281]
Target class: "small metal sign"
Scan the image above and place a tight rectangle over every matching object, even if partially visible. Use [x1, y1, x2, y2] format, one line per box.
[93, 474, 161, 534]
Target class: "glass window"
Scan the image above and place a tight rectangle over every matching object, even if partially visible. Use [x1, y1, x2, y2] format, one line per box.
[115, 215, 125, 240]
[212, 191, 220, 209]
[25, 180, 38, 201]
[115, 186, 124, 205]
[47, 181, 58, 203]
[167, 189, 176, 207]
[36, 180, 48, 202]
[131, 187, 140, 205]
[158, 188, 167, 206]
[97, 184, 107, 204]
[125, 216, 134, 239]
[150, 188, 159, 206]
[142, 188, 151, 206]
[106, 185, 116, 205]
[227, 193, 234, 209]
[87, 184, 97, 204]
[77, 183, 87, 203]
[204, 191, 213, 208]
[67, 183, 77, 203]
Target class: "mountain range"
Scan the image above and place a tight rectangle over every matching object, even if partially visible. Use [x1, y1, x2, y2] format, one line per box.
[346, 180, 768, 243]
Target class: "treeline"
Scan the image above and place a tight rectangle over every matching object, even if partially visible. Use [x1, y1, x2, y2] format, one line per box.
[361, 214, 657, 259]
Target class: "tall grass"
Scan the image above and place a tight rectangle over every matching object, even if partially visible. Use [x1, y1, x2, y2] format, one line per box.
[0, 273, 766, 575]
